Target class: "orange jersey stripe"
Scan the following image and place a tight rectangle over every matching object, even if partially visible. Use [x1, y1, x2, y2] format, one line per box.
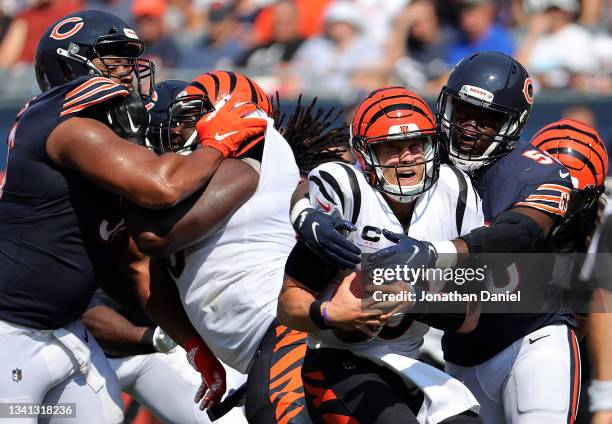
[514, 201, 565, 216]
[63, 82, 118, 108]
[65, 77, 112, 99]
[538, 184, 571, 194]
[59, 90, 129, 117]
[525, 195, 562, 203]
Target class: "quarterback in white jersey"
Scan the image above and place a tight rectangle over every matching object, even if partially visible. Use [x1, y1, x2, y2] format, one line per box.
[279, 87, 484, 424]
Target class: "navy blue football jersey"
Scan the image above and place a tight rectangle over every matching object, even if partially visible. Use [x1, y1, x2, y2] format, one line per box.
[0, 76, 129, 330]
[442, 140, 577, 366]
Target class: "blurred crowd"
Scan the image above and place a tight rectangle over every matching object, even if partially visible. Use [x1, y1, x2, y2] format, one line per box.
[0, 0, 611, 101]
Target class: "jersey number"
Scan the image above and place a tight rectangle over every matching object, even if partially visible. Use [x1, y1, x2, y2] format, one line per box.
[522, 149, 554, 165]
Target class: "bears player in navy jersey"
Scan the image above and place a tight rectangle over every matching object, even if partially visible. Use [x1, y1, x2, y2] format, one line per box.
[0, 10, 266, 422]
[292, 52, 583, 423]
[370, 53, 581, 424]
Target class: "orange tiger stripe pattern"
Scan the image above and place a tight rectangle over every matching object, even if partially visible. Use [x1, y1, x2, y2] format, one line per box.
[186, 70, 272, 116]
[269, 325, 308, 424]
[530, 118, 608, 191]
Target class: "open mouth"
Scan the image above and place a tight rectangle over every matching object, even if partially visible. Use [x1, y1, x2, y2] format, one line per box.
[398, 169, 416, 179]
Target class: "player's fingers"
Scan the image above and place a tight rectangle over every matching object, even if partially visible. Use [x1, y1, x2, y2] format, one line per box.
[334, 220, 357, 234]
[330, 235, 362, 256]
[234, 102, 258, 117]
[194, 380, 208, 403]
[382, 229, 403, 244]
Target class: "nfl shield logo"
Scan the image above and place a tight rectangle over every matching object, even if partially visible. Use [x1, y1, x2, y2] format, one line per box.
[12, 368, 22, 382]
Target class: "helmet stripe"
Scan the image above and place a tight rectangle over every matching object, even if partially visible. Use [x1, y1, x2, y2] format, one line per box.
[546, 147, 597, 178]
[364, 103, 433, 135]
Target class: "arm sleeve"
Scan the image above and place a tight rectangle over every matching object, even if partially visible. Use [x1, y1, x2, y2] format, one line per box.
[307, 162, 358, 223]
[284, 241, 336, 293]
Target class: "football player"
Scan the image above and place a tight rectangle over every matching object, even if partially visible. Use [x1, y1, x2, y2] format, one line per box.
[530, 119, 608, 326]
[80, 79, 252, 424]
[583, 210, 612, 424]
[378, 53, 580, 424]
[291, 53, 584, 423]
[83, 288, 248, 424]
[278, 87, 484, 424]
[125, 70, 347, 424]
[0, 11, 263, 422]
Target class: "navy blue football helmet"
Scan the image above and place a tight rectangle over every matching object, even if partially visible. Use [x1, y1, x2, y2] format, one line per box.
[146, 79, 214, 155]
[437, 51, 533, 172]
[35, 10, 155, 101]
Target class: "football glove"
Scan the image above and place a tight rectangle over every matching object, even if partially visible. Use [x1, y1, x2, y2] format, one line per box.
[293, 207, 361, 269]
[184, 337, 226, 410]
[368, 230, 437, 270]
[196, 96, 267, 158]
[106, 91, 149, 146]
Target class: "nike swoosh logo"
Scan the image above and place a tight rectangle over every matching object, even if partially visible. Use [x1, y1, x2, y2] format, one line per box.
[99, 218, 126, 242]
[316, 197, 332, 212]
[215, 131, 239, 141]
[559, 171, 569, 178]
[406, 246, 420, 264]
[126, 110, 140, 133]
[528, 334, 550, 344]
[312, 222, 320, 244]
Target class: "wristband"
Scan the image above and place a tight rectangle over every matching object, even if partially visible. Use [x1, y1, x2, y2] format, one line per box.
[290, 198, 311, 227]
[139, 327, 156, 353]
[589, 380, 612, 412]
[432, 240, 458, 268]
[321, 301, 332, 327]
[309, 300, 332, 330]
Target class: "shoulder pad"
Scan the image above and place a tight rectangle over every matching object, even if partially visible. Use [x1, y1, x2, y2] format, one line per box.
[59, 76, 129, 117]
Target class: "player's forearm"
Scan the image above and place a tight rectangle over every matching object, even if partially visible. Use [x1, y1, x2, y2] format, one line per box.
[137, 258, 201, 346]
[277, 276, 320, 333]
[82, 305, 148, 347]
[126, 159, 258, 256]
[134, 147, 223, 210]
[590, 289, 612, 380]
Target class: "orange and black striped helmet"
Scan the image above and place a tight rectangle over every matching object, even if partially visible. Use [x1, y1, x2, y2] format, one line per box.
[350, 86, 440, 203]
[164, 70, 271, 154]
[530, 118, 608, 214]
[185, 70, 272, 116]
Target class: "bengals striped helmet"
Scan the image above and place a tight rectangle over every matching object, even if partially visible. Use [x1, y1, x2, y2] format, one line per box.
[350, 86, 439, 203]
[163, 70, 271, 154]
[530, 118, 608, 215]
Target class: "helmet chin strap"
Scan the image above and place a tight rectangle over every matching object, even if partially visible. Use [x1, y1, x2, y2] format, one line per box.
[176, 130, 198, 156]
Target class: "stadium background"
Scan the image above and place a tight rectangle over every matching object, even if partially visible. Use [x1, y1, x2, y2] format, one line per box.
[0, 0, 610, 422]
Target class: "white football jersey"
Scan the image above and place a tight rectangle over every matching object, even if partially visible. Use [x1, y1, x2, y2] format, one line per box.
[307, 161, 484, 358]
[171, 118, 300, 373]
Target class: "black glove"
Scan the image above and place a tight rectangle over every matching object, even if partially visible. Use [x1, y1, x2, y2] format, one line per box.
[106, 92, 149, 146]
[293, 208, 361, 269]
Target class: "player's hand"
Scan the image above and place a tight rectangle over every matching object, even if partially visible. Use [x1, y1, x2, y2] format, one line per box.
[368, 230, 437, 269]
[107, 91, 149, 146]
[294, 208, 361, 269]
[196, 96, 267, 158]
[326, 272, 384, 337]
[593, 411, 612, 424]
[184, 337, 226, 410]
[152, 326, 178, 353]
